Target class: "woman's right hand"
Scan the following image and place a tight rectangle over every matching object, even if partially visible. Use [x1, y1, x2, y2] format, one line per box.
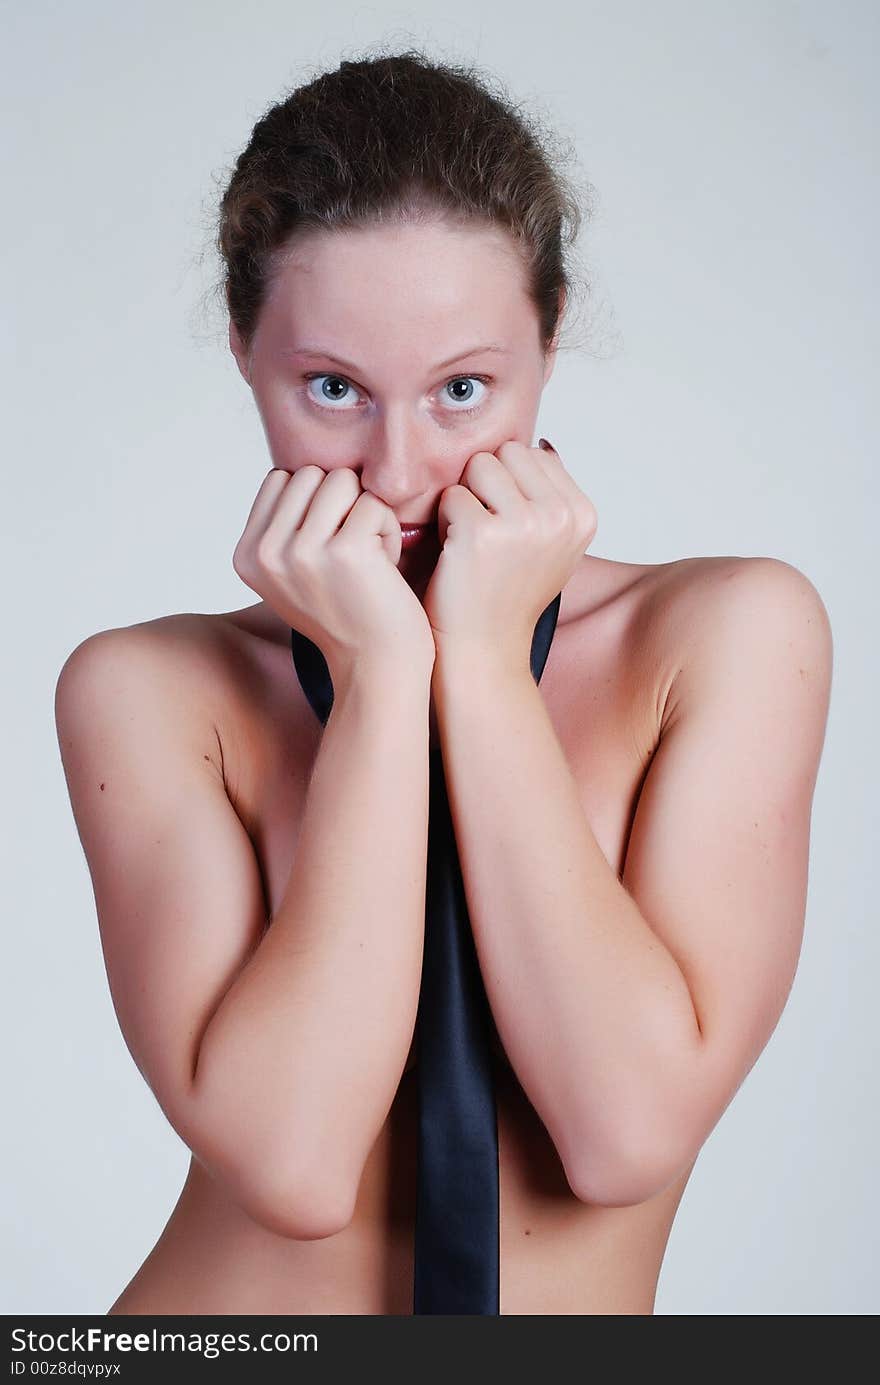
[232, 465, 436, 678]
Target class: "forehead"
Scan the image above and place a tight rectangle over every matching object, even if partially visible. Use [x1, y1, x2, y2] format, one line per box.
[259, 219, 539, 359]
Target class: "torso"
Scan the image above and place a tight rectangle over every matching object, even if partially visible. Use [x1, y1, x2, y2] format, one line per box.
[107, 552, 720, 1316]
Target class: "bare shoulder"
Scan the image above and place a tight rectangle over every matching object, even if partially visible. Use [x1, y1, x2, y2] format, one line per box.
[54, 607, 306, 831]
[612, 551, 830, 624]
[55, 612, 239, 783]
[570, 554, 833, 749]
[648, 552, 831, 615]
[55, 610, 250, 712]
[656, 554, 833, 657]
[57, 610, 235, 683]
[643, 554, 834, 730]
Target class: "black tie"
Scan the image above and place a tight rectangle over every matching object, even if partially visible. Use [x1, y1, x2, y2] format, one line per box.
[290, 592, 561, 1314]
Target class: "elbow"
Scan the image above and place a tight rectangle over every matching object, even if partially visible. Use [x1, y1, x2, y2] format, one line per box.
[563, 1120, 692, 1209]
[236, 1161, 358, 1241]
[187, 1046, 359, 1240]
[184, 1110, 358, 1240]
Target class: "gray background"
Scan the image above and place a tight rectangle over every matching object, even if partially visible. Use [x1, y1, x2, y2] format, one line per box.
[2, 1, 876, 1315]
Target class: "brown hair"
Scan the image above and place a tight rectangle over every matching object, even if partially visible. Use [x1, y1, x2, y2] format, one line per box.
[207, 44, 599, 358]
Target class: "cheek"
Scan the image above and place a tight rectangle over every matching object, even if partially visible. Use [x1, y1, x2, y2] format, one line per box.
[458, 413, 536, 466]
[258, 394, 355, 466]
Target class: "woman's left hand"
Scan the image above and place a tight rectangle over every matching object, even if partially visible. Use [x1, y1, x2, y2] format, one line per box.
[422, 438, 598, 664]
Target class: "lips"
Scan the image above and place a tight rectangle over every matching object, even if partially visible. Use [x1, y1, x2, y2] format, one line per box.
[400, 522, 439, 550]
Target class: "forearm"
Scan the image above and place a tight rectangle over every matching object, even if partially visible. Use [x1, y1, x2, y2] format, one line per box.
[432, 645, 703, 1201]
[193, 657, 431, 1216]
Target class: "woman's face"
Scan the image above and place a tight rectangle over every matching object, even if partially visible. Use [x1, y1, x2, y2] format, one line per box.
[229, 218, 559, 590]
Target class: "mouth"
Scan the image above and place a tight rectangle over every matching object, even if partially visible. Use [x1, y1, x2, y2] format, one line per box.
[400, 523, 439, 551]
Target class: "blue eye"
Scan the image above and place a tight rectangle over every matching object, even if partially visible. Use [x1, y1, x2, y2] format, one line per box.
[304, 374, 360, 410]
[443, 376, 489, 413]
[301, 372, 491, 415]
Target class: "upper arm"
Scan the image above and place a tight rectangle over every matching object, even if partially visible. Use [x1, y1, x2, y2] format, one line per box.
[620, 557, 833, 1175]
[54, 627, 269, 1169]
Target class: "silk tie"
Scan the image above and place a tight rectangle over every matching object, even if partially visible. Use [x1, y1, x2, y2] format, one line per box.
[290, 591, 561, 1314]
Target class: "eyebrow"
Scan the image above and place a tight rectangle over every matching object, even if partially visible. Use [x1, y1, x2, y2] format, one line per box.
[281, 342, 511, 373]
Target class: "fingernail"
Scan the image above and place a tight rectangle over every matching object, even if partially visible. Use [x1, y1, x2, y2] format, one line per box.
[538, 436, 555, 452]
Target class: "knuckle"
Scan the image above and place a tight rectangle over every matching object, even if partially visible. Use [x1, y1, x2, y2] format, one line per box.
[254, 535, 283, 573]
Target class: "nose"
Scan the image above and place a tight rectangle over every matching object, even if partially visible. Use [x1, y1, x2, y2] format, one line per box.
[357, 407, 440, 515]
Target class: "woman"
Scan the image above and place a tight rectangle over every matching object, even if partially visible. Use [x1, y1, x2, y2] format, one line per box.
[55, 49, 833, 1315]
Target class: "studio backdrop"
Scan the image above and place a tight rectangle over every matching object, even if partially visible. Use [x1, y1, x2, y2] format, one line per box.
[1, 0, 876, 1317]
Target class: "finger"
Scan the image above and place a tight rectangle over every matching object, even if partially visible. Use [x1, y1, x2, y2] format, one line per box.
[340, 488, 401, 545]
[294, 466, 362, 541]
[238, 467, 294, 539]
[438, 483, 485, 529]
[535, 438, 575, 486]
[250, 464, 328, 544]
[461, 449, 526, 515]
[533, 440, 587, 506]
[495, 440, 565, 504]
